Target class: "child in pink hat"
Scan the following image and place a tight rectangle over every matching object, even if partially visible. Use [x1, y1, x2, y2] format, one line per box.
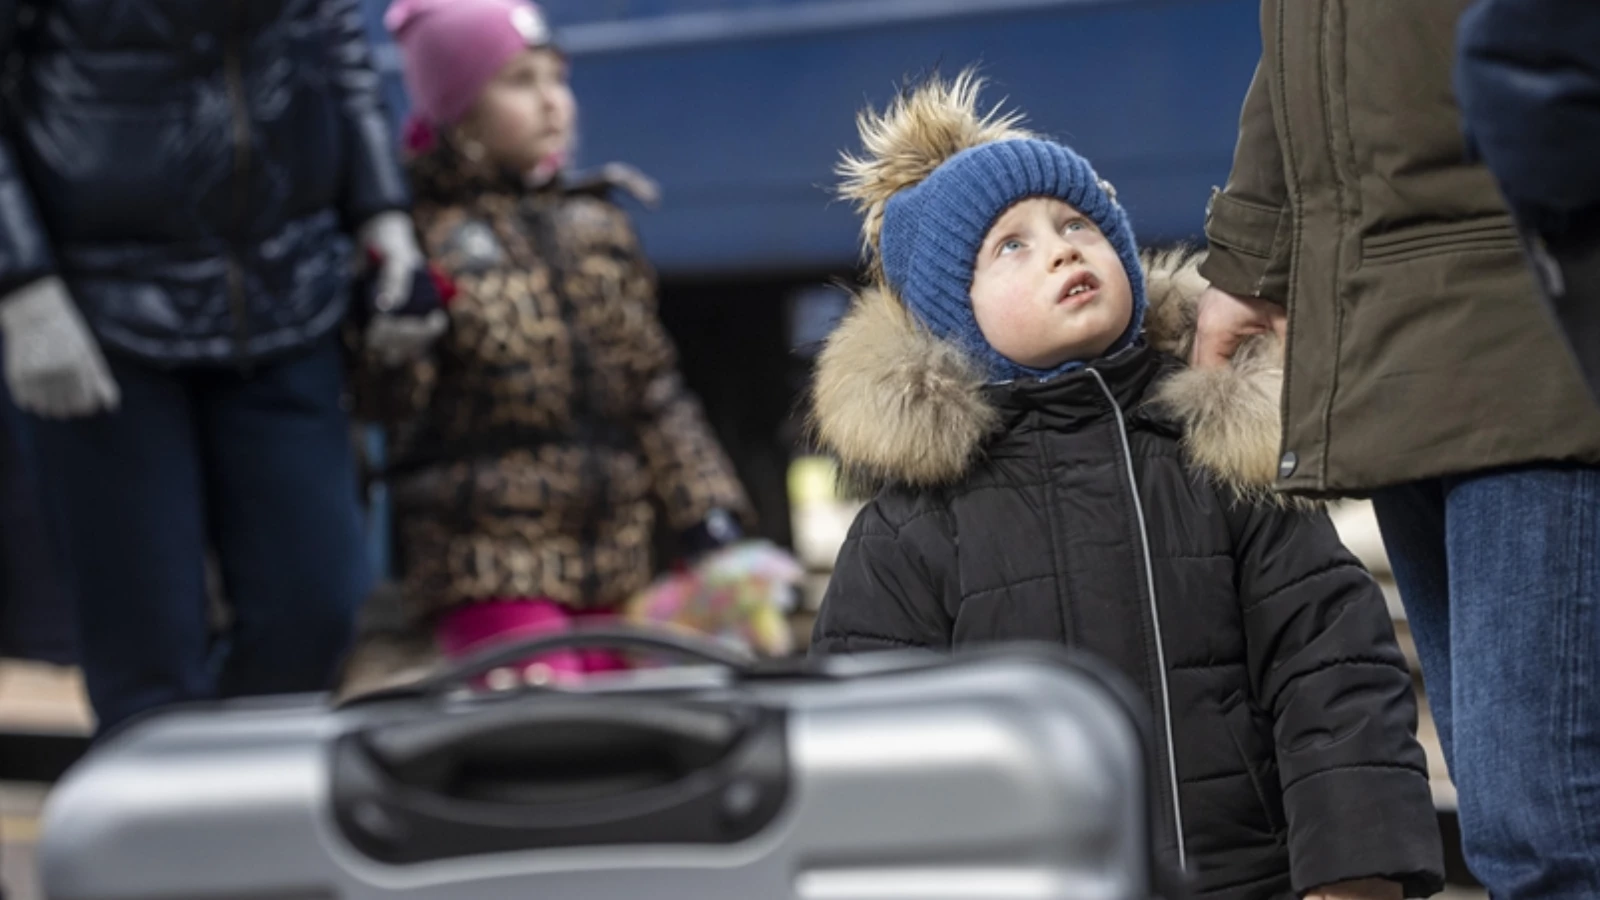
[364, 0, 794, 684]
[386, 0, 570, 180]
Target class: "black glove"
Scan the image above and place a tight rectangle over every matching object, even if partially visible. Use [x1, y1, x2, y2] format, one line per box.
[350, 256, 452, 366]
[677, 508, 744, 563]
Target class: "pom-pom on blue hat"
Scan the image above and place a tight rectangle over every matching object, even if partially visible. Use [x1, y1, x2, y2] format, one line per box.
[839, 72, 1145, 382]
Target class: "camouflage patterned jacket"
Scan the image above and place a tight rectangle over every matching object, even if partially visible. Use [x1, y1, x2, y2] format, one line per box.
[356, 142, 751, 617]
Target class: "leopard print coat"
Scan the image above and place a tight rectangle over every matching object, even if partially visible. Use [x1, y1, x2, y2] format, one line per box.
[356, 143, 751, 617]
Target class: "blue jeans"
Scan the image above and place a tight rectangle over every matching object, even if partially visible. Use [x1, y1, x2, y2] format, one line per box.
[32, 335, 373, 734]
[1372, 466, 1600, 898]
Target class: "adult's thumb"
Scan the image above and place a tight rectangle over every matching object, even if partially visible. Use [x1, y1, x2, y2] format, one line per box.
[1191, 325, 1241, 369]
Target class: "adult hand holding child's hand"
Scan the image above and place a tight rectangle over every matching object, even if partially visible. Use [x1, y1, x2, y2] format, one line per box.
[358, 211, 448, 366]
[1191, 285, 1287, 368]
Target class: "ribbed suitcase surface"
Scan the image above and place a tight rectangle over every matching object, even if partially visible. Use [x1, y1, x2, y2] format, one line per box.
[39, 628, 1163, 900]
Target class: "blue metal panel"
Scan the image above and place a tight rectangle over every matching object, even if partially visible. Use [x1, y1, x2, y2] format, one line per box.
[363, 0, 1259, 277]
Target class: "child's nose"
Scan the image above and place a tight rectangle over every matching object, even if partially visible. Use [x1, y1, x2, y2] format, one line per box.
[1049, 239, 1083, 270]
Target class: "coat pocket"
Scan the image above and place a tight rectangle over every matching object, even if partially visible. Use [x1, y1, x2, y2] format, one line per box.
[1220, 690, 1287, 836]
[1360, 216, 1521, 265]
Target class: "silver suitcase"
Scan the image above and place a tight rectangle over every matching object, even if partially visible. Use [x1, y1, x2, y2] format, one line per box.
[39, 627, 1170, 900]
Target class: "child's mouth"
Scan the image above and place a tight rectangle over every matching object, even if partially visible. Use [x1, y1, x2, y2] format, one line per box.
[1057, 272, 1100, 307]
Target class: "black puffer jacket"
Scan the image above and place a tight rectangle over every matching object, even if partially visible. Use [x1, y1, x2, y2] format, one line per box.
[809, 254, 1444, 899]
[0, 0, 408, 365]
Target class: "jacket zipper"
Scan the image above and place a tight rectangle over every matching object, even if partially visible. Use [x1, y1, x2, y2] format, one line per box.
[530, 206, 605, 604]
[1088, 368, 1187, 871]
[223, 0, 252, 368]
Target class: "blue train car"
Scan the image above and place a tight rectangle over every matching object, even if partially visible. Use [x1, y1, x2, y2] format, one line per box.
[365, 0, 1260, 278]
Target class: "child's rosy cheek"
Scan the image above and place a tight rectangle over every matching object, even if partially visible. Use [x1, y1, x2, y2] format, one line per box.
[1002, 288, 1035, 322]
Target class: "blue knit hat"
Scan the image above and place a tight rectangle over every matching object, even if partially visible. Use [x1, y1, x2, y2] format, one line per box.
[878, 138, 1146, 382]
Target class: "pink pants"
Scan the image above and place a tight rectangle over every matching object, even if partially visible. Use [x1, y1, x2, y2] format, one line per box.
[436, 598, 629, 681]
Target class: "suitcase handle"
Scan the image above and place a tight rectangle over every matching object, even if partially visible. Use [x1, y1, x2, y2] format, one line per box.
[359, 700, 748, 789]
[413, 624, 757, 698]
[332, 696, 790, 864]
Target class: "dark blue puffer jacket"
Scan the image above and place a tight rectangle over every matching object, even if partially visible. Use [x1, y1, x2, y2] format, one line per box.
[1457, 0, 1600, 399]
[0, 0, 409, 366]
[1457, 0, 1600, 240]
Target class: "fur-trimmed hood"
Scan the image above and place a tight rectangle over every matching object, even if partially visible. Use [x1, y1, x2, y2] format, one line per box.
[811, 249, 1288, 500]
[814, 70, 1286, 501]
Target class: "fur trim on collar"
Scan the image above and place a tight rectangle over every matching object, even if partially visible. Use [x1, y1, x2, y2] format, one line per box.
[810, 249, 1293, 503]
[1143, 249, 1289, 506]
[810, 279, 996, 489]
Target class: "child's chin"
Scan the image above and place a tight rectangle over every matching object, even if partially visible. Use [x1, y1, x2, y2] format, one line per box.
[1001, 324, 1124, 370]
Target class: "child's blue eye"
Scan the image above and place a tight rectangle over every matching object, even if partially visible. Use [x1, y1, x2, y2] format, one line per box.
[999, 239, 1024, 254]
[1064, 219, 1089, 233]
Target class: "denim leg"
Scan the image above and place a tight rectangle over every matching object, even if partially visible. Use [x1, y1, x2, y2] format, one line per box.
[31, 358, 213, 734]
[1371, 480, 1454, 769]
[1445, 465, 1600, 898]
[0, 363, 78, 666]
[199, 336, 372, 698]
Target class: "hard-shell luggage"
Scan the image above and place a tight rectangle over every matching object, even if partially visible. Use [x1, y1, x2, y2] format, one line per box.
[39, 627, 1172, 899]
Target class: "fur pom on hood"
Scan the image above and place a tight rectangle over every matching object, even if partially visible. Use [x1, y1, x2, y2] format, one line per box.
[837, 69, 1035, 280]
[811, 250, 1290, 502]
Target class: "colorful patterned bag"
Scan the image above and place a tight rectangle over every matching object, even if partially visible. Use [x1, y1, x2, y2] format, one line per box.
[624, 539, 803, 658]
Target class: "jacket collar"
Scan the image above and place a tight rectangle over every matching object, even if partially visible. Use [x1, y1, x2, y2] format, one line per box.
[810, 249, 1298, 505]
[987, 342, 1167, 433]
[407, 138, 554, 207]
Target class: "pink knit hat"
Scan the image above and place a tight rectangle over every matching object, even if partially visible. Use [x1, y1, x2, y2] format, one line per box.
[385, 0, 556, 127]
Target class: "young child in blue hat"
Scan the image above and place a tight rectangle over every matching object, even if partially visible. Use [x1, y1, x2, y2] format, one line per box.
[809, 71, 1444, 900]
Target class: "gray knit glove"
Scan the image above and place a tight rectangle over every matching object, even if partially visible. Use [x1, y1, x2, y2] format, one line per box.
[0, 276, 120, 418]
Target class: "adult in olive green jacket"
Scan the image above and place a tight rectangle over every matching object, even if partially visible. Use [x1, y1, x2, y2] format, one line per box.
[1196, 2, 1600, 493]
[1195, 2, 1600, 898]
